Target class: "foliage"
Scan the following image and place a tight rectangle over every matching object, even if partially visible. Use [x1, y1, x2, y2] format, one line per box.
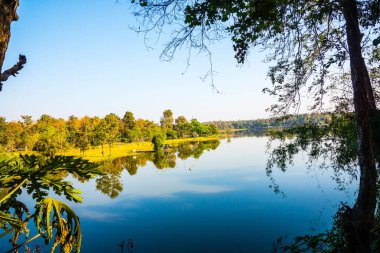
[281, 205, 349, 252]
[209, 113, 332, 132]
[174, 116, 191, 138]
[35, 198, 82, 253]
[0, 154, 101, 252]
[265, 111, 380, 251]
[122, 111, 137, 142]
[152, 133, 166, 151]
[265, 113, 363, 192]
[160, 109, 174, 131]
[103, 113, 120, 155]
[95, 173, 123, 199]
[0, 110, 219, 157]
[153, 150, 176, 169]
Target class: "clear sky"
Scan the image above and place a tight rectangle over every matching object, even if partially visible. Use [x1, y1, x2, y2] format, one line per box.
[0, 0, 276, 123]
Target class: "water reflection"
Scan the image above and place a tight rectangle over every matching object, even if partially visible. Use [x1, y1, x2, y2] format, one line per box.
[96, 140, 220, 198]
[1, 137, 356, 253]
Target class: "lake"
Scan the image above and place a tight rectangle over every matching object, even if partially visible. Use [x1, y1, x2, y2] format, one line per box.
[12, 136, 357, 252]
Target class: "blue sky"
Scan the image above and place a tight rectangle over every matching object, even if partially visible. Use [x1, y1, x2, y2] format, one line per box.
[1, 0, 275, 122]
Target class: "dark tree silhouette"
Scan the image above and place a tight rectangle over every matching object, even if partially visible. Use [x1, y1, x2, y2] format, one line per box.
[0, 0, 26, 91]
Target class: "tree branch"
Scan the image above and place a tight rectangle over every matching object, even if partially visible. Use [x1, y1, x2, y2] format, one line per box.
[0, 54, 26, 91]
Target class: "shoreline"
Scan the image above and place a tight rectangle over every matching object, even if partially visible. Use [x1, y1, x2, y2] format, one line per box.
[3, 135, 227, 163]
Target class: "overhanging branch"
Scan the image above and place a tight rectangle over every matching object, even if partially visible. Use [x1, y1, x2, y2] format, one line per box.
[0, 54, 26, 91]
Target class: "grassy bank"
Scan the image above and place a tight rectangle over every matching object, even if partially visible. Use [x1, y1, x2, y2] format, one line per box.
[63, 136, 222, 162]
[4, 135, 219, 162]
[1, 136, 225, 162]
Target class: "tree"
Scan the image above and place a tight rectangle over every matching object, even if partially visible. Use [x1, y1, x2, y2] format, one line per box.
[174, 116, 191, 137]
[122, 111, 136, 130]
[54, 118, 69, 155]
[33, 115, 61, 156]
[93, 118, 107, 156]
[134, 118, 161, 141]
[0, 117, 9, 149]
[66, 115, 80, 147]
[103, 113, 120, 156]
[131, 0, 380, 251]
[160, 109, 174, 131]
[5, 121, 23, 151]
[190, 119, 207, 137]
[152, 133, 166, 151]
[0, 0, 26, 92]
[19, 115, 35, 151]
[122, 111, 137, 142]
[206, 123, 220, 135]
[73, 116, 93, 156]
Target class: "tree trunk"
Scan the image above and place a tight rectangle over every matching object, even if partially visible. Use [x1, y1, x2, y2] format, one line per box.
[342, 0, 378, 252]
[0, 0, 26, 92]
[0, 0, 19, 75]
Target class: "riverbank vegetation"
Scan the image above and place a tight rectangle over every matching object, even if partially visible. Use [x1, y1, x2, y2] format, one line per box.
[208, 113, 332, 133]
[0, 110, 220, 160]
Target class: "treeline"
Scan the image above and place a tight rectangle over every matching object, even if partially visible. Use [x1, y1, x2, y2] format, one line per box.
[208, 113, 332, 132]
[0, 110, 219, 156]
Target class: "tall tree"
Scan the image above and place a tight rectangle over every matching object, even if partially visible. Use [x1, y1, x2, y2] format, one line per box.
[122, 111, 136, 130]
[122, 111, 137, 142]
[160, 109, 174, 131]
[93, 118, 108, 156]
[19, 115, 36, 151]
[131, 0, 380, 251]
[174, 115, 191, 137]
[103, 113, 120, 156]
[73, 116, 93, 156]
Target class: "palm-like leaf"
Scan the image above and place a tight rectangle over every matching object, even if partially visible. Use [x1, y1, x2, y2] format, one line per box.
[0, 154, 101, 202]
[0, 211, 22, 233]
[35, 197, 82, 253]
[0, 154, 101, 253]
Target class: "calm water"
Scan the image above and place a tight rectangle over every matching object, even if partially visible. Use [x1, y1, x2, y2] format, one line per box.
[15, 136, 356, 252]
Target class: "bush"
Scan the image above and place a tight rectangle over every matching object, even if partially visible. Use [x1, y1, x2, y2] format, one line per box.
[151, 134, 166, 151]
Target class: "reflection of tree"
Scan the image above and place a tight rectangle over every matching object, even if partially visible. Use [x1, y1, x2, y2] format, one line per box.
[153, 150, 176, 169]
[176, 140, 220, 160]
[266, 114, 360, 193]
[266, 113, 380, 251]
[177, 143, 196, 160]
[123, 156, 139, 175]
[95, 174, 123, 199]
[121, 155, 151, 175]
[95, 140, 221, 198]
[95, 159, 125, 198]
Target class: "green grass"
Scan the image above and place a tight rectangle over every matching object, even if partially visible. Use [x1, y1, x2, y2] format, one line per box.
[62, 141, 154, 162]
[1, 135, 224, 162]
[1, 135, 226, 162]
[64, 136, 222, 162]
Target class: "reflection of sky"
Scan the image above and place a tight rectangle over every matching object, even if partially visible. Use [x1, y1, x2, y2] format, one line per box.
[72, 137, 357, 252]
[6, 137, 357, 253]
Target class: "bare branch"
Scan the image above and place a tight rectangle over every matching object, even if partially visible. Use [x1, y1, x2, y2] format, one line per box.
[0, 54, 26, 91]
